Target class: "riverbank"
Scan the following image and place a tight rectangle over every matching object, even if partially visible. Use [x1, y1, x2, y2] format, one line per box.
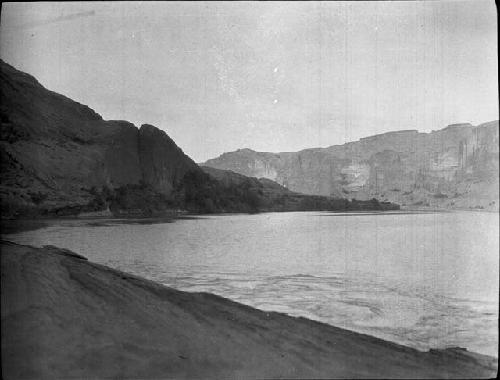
[0, 208, 472, 235]
[0, 214, 211, 235]
[1, 241, 497, 379]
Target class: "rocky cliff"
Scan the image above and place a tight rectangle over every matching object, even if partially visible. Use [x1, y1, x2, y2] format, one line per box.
[200, 166, 399, 213]
[204, 122, 499, 210]
[0, 59, 204, 217]
[1, 60, 398, 218]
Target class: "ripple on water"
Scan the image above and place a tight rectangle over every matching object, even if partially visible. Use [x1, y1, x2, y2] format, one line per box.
[3, 212, 498, 358]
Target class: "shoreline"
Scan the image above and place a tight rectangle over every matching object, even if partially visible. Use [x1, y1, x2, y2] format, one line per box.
[1, 208, 494, 235]
[1, 240, 497, 379]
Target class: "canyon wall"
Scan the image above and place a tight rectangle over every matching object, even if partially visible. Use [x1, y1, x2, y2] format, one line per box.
[204, 123, 499, 210]
[0, 60, 202, 215]
[1, 60, 397, 217]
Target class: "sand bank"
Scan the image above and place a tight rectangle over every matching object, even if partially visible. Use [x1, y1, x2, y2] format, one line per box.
[1, 241, 497, 379]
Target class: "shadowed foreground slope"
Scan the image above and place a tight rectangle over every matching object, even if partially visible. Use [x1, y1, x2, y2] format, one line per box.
[1, 241, 497, 379]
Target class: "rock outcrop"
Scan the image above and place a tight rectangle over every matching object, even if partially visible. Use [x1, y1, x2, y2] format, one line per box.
[138, 124, 200, 195]
[2, 241, 497, 378]
[203, 122, 499, 210]
[0, 59, 204, 217]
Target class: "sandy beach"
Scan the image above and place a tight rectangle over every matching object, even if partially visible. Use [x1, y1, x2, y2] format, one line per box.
[1, 240, 497, 379]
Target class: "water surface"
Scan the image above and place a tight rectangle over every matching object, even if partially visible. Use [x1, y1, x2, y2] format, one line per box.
[4, 211, 498, 357]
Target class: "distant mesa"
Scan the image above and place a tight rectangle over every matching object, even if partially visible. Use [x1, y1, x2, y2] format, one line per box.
[203, 121, 499, 211]
[441, 123, 474, 130]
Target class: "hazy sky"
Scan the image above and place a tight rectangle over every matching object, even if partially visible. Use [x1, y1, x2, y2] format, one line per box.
[1, 1, 497, 161]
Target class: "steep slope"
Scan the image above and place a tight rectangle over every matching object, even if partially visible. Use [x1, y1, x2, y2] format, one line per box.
[200, 166, 399, 212]
[0, 60, 206, 217]
[2, 241, 497, 378]
[138, 124, 200, 195]
[0, 60, 399, 217]
[201, 166, 293, 196]
[203, 122, 499, 210]
[0, 60, 142, 190]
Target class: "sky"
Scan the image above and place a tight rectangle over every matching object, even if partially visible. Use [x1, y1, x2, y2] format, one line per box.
[1, 1, 498, 162]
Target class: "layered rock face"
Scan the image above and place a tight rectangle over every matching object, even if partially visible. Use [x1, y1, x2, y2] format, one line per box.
[204, 122, 499, 210]
[0, 60, 201, 215]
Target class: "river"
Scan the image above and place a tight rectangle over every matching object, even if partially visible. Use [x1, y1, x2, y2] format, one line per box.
[4, 211, 498, 357]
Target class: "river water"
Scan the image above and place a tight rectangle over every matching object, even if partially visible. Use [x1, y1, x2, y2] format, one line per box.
[4, 211, 498, 357]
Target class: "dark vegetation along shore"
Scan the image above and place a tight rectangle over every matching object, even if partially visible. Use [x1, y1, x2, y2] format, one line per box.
[1, 241, 497, 379]
[0, 59, 398, 219]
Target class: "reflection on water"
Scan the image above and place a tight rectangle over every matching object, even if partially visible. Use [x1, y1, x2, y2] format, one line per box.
[4, 211, 498, 357]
